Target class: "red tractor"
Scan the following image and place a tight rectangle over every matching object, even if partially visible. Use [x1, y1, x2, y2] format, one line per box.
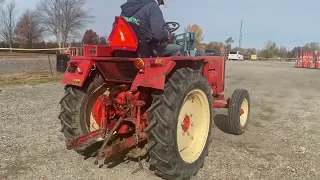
[58, 16, 250, 180]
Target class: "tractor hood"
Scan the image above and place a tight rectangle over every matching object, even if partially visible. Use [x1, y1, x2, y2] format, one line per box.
[120, 0, 155, 17]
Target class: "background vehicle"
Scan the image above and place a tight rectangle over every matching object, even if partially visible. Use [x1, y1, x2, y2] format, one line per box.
[205, 49, 221, 56]
[228, 51, 244, 61]
[59, 16, 250, 180]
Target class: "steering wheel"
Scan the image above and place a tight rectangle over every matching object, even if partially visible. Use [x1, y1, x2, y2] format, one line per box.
[165, 22, 180, 33]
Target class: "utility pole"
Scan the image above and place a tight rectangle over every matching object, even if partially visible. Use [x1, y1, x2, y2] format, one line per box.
[239, 20, 243, 48]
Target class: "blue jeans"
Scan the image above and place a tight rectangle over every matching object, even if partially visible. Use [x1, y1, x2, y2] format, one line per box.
[153, 44, 184, 57]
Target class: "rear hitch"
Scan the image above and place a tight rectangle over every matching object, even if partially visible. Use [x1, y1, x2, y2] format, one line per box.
[66, 92, 149, 170]
[94, 110, 128, 165]
[66, 129, 105, 150]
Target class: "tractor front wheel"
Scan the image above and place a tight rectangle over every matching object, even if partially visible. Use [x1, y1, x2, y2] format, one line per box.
[227, 89, 250, 135]
[146, 67, 214, 179]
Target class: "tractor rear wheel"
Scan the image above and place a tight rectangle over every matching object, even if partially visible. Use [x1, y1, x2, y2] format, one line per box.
[227, 89, 250, 135]
[146, 67, 214, 180]
[58, 73, 107, 156]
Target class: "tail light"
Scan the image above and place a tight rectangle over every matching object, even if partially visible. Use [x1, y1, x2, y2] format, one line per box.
[134, 58, 145, 70]
[67, 61, 82, 74]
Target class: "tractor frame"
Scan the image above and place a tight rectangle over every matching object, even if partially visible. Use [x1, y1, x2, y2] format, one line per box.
[58, 16, 250, 180]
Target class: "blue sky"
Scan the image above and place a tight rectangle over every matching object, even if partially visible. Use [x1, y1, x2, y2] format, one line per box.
[15, 0, 320, 49]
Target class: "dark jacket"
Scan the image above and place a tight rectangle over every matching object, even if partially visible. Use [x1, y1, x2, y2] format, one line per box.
[120, 0, 168, 43]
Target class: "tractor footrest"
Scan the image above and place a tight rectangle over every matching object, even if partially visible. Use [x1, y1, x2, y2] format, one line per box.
[66, 129, 105, 150]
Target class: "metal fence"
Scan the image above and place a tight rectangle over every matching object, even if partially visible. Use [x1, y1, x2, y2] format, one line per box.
[0, 47, 86, 76]
[0, 53, 58, 76]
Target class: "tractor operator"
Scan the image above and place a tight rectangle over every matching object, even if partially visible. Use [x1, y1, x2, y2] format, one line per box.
[120, 0, 183, 56]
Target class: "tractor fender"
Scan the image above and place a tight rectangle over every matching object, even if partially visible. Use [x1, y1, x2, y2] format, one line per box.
[131, 61, 176, 91]
[61, 60, 95, 87]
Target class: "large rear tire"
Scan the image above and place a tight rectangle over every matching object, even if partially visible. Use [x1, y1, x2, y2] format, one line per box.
[146, 67, 214, 180]
[58, 73, 107, 156]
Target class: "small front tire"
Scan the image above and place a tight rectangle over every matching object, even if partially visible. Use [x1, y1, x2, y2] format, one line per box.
[227, 89, 250, 135]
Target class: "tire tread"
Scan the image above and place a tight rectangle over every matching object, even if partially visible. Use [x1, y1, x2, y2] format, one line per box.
[227, 89, 250, 135]
[146, 67, 214, 180]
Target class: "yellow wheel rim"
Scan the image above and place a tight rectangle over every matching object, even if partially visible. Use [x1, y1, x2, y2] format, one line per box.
[240, 99, 249, 127]
[88, 89, 110, 132]
[177, 89, 210, 163]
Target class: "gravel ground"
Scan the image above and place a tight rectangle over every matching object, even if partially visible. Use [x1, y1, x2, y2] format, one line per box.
[1, 61, 320, 180]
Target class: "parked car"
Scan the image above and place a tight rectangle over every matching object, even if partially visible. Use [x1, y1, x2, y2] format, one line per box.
[205, 49, 221, 56]
[228, 51, 244, 61]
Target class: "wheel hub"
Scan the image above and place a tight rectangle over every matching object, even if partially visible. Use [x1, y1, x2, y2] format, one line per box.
[240, 109, 244, 115]
[181, 116, 191, 132]
[240, 99, 249, 127]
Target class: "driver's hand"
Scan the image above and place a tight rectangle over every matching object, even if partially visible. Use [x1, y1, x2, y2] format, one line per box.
[167, 30, 173, 44]
[165, 29, 170, 36]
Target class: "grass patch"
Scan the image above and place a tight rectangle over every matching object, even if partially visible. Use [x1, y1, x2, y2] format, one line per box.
[0, 72, 63, 87]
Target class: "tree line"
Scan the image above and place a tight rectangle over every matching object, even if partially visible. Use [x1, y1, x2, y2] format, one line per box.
[184, 24, 318, 59]
[0, 0, 94, 51]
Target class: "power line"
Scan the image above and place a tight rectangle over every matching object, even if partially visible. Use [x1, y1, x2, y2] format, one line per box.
[239, 20, 243, 48]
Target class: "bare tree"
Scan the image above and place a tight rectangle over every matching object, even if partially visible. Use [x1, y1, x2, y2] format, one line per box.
[35, 0, 94, 48]
[0, 0, 16, 50]
[14, 9, 44, 48]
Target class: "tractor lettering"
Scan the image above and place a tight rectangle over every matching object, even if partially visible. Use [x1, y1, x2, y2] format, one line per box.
[123, 16, 140, 25]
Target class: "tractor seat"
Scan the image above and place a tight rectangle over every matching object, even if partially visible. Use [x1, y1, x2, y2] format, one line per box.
[108, 16, 154, 58]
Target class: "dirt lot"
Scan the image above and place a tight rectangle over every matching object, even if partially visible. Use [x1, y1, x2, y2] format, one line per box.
[1, 61, 320, 180]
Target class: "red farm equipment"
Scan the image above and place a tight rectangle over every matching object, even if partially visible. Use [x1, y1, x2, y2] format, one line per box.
[58, 16, 251, 180]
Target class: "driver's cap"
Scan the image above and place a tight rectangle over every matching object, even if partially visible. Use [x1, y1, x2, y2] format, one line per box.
[163, 0, 168, 7]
